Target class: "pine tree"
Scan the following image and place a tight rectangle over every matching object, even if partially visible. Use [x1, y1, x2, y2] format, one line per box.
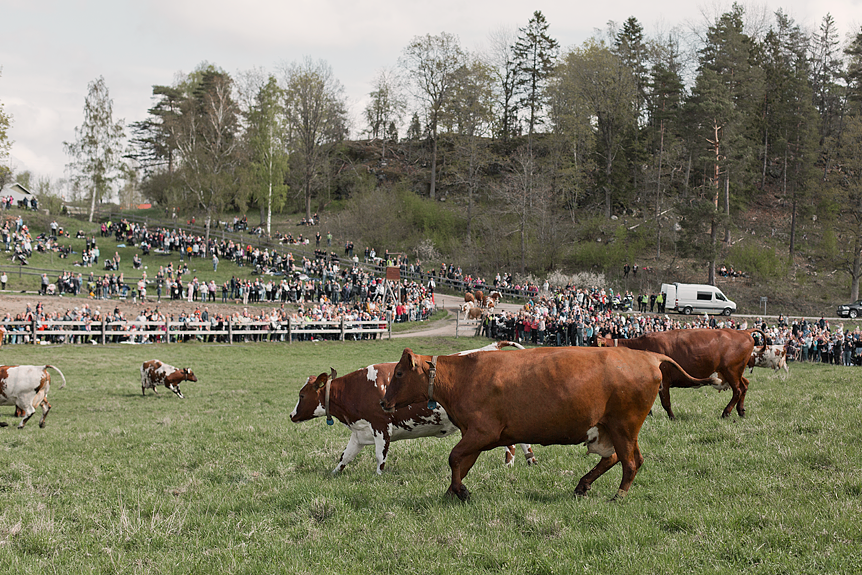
[512, 11, 559, 136]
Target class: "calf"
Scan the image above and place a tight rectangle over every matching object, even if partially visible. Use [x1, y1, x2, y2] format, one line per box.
[141, 360, 197, 399]
[291, 341, 536, 474]
[0, 365, 67, 428]
[748, 345, 789, 374]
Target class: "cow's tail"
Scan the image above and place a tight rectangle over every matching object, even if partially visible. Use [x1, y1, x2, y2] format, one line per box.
[658, 356, 721, 389]
[45, 365, 67, 390]
[746, 328, 768, 352]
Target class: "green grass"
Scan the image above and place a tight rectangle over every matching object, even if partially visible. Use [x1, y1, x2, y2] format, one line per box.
[1, 338, 861, 574]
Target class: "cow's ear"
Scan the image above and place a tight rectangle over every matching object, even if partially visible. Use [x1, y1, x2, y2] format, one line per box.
[312, 373, 328, 389]
[402, 348, 416, 369]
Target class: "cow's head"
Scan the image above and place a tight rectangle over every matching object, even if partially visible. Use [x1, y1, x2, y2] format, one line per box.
[290, 373, 328, 422]
[381, 348, 427, 413]
[183, 368, 198, 382]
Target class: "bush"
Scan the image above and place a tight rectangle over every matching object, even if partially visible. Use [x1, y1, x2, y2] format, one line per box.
[726, 242, 786, 280]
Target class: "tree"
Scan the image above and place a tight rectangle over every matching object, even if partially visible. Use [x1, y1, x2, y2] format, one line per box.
[281, 57, 348, 220]
[759, 11, 818, 258]
[171, 66, 241, 248]
[556, 38, 638, 218]
[682, 3, 764, 283]
[400, 32, 466, 200]
[64, 76, 125, 222]
[364, 68, 406, 158]
[0, 69, 12, 191]
[244, 75, 289, 235]
[487, 26, 519, 141]
[442, 57, 495, 249]
[512, 11, 559, 136]
[822, 113, 862, 300]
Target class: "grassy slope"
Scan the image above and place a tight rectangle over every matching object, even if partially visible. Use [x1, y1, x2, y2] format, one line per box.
[1, 338, 860, 574]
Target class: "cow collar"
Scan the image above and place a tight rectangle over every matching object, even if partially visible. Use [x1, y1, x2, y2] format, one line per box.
[427, 355, 439, 410]
[324, 376, 334, 425]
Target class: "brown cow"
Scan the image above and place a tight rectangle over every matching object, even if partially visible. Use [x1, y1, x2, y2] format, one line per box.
[596, 328, 766, 419]
[381, 346, 719, 501]
[141, 360, 197, 398]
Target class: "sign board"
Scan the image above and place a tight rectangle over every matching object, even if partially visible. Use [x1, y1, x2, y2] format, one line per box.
[385, 267, 400, 281]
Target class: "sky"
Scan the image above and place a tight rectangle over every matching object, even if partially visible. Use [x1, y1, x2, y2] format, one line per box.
[1, 0, 859, 184]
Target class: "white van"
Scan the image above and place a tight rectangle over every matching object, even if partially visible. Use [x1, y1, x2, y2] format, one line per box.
[661, 282, 737, 316]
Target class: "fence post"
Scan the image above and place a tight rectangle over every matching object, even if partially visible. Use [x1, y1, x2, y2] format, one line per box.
[340, 317, 345, 341]
[100, 317, 106, 345]
[455, 314, 459, 338]
[388, 317, 391, 340]
[287, 317, 292, 344]
[164, 320, 170, 344]
[228, 319, 233, 344]
[31, 318, 36, 344]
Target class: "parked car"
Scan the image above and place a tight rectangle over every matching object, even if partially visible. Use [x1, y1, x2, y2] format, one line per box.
[836, 300, 862, 319]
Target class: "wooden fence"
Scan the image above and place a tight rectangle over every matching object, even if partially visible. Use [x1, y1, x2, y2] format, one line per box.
[0, 317, 390, 345]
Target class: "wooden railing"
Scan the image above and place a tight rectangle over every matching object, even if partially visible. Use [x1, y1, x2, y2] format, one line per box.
[0, 317, 390, 345]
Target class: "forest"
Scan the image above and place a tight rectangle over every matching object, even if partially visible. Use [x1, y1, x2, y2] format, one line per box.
[8, 5, 862, 301]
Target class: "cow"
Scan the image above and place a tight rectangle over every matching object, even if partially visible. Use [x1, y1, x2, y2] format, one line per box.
[290, 341, 537, 475]
[748, 344, 789, 374]
[0, 365, 67, 428]
[465, 306, 486, 322]
[464, 292, 476, 304]
[141, 360, 197, 399]
[380, 346, 720, 501]
[458, 300, 476, 320]
[595, 328, 766, 419]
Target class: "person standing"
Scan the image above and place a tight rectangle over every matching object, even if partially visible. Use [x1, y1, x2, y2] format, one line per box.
[212, 253, 219, 272]
[0, 271, 6, 290]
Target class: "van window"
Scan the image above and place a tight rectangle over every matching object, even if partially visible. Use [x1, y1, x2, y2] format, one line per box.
[696, 291, 713, 301]
[716, 292, 727, 301]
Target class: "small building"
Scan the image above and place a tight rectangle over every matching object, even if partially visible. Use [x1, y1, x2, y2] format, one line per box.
[1, 182, 33, 204]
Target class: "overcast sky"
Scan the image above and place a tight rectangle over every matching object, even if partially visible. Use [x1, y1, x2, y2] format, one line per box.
[1, 0, 858, 183]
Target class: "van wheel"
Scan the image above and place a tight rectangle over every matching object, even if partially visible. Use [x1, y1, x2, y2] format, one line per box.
[683, 306, 692, 315]
[722, 308, 732, 316]
[850, 310, 858, 319]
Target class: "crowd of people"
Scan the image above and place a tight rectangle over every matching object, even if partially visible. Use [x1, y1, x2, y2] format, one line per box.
[478, 285, 862, 367]
[3, 212, 861, 363]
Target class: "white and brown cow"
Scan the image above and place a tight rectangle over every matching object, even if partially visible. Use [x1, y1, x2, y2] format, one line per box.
[291, 341, 536, 474]
[748, 345, 789, 374]
[0, 365, 67, 428]
[141, 360, 197, 399]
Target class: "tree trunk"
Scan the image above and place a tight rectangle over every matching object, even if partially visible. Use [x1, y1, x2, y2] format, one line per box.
[88, 187, 97, 223]
[655, 119, 664, 259]
[429, 134, 438, 200]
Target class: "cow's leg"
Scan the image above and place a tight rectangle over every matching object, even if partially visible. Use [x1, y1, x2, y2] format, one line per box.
[575, 454, 618, 496]
[372, 430, 391, 475]
[735, 376, 750, 417]
[447, 434, 487, 501]
[504, 445, 516, 467]
[658, 382, 675, 420]
[721, 372, 742, 418]
[613, 438, 644, 499]
[333, 433, 363, 474]
[521, 443, 537, 465]
[37, 398, 51, 428]
[16, 401, 36, 429]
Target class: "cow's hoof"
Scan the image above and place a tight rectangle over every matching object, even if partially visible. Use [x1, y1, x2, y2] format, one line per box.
[611, 489, 627, 501]
[527, 457, 537, 466]
[39, 421, 46, 428]
[574, 485, 590, 497]
[446, 486, 470, 502]
[0, 422, 8, 427]
[721, 412, 731, 419]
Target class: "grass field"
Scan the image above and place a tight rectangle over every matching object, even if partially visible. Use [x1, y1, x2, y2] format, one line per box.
[1, 337, 860, 574]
